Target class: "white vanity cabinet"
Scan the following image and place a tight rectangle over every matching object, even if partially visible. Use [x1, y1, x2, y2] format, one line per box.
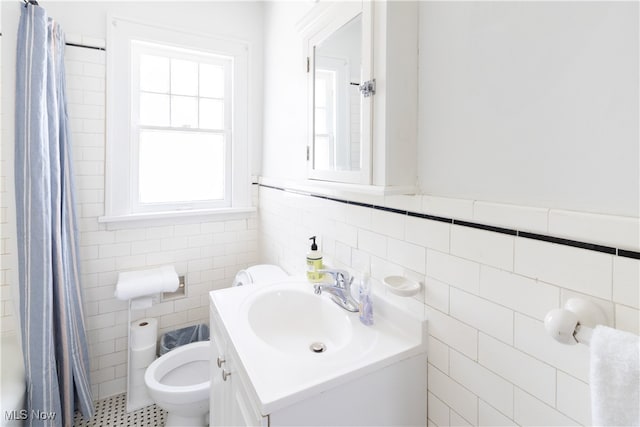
[210, 291, 428, 427]
[210, 305, 267, 427]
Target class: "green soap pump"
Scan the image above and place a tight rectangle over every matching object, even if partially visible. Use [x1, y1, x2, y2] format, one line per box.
[306, 236, 323, 282]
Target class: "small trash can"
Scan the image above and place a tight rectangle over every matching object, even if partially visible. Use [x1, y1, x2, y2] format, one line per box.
[159, 323, 209, 355]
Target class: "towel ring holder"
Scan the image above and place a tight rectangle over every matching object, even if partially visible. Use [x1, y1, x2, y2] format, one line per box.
[544, 298, 608, 346]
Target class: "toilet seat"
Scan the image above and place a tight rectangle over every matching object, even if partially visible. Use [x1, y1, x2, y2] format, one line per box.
[144, 341, 210, 405]
[143, 264, 289, 426]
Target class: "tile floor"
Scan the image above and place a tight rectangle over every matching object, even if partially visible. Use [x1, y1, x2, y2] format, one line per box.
[73, 393, 166, 426]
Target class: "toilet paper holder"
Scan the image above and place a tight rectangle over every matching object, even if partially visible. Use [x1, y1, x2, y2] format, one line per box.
[162, 275, 186, 301]
[544, 298, 608, 346]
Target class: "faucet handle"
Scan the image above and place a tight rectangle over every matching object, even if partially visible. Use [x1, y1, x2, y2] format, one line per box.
[318, 269, 350, 284]
[342, 275, 354, 292]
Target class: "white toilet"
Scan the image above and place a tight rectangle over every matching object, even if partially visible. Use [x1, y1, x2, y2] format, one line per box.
[144, 264, 288, 427]
[144, 341, 210, 426]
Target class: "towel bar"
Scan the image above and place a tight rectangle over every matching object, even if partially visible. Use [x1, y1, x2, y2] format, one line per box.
[544, 298, 608, 345]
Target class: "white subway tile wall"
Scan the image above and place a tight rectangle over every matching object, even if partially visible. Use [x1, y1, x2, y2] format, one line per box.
[472, 201, 549, 236]
[66, 45, 259, 399]
[548, 209, 640, 251]
[259, 185, 640, 426]
[0, 37, 16, 335]
[1, 37, 637, 427]
[1, 44, 258, 400]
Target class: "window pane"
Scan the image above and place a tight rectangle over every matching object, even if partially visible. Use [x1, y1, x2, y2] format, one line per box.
[140, 93, 170, 126]
[171, 96, 198, 128]
[200, 63, 225, 98]
[171, 59, 198, 96]
[140, 54, 169, 93]
[199, 98, 224, 130]
[139, 130, 225, 203]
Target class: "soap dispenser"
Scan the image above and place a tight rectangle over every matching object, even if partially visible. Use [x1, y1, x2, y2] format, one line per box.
[306, 236, 323, 282]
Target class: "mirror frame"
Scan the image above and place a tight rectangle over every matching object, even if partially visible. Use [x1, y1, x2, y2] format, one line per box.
[305, 1, 373, 185]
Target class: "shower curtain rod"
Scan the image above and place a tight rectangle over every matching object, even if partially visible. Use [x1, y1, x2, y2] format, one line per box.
[65, 42, 106, 51]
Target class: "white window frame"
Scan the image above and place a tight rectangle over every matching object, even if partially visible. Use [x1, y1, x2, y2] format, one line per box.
[130, 41, 233, 212]
[314, 56, 351, 171]
[104, 17, 251, 222]
[314, 68, 336, 170]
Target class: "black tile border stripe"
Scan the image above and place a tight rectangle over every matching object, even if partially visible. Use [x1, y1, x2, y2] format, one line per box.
[618, 249, 640, 260]
[372, 205, 409, 215]
[453, 219, 518, 236]
[518, 231, 617, 255]
[407, 211, 453, 224]
[258, 184, 640, 260]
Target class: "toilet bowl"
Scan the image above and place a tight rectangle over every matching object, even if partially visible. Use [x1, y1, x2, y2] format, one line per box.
[144, 341, 210, 426]
[144, 264, 288, 426]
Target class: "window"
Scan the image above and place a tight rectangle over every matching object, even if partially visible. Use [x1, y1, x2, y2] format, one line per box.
[105, 18, 251, 221]
[313, 55, 352, 172]
[314, 69, 336, 170]
[132, 42, 232, 210]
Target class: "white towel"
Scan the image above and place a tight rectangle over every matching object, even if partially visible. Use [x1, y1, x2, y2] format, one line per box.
[590, 325, 640, 427]
[114, 265, 179, 300]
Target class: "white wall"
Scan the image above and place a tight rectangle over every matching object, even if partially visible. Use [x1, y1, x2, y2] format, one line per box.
[0, 1, 14, 336]
[260, 2, 639, 426]
[261, 1, 312, 182]
[418, 1, 639, 217]
[263, 1, 639, 218]
[1, 0, 263, 399]
[259, 186, 639, 427]
[1, 0, 638, 420]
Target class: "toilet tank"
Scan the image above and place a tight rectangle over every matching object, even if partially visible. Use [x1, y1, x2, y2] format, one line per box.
[0, 334, 26, 426]
[232, 264, 288, 287]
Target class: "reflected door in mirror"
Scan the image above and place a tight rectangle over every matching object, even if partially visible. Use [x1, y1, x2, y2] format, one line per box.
[313, 14, 362, 173]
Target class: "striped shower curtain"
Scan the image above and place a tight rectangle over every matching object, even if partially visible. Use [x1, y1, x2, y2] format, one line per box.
[15, 4, 94, 425]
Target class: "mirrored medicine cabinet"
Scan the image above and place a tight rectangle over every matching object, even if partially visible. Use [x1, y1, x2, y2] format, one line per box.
[299, 1, 419, 195]
[303, 1, 372, 186]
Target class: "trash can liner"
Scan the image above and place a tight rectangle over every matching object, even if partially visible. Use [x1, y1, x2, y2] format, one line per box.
[159, 323, 209, 355]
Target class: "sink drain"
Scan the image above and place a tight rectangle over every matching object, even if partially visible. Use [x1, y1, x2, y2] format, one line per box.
[309, 342, 327, 353]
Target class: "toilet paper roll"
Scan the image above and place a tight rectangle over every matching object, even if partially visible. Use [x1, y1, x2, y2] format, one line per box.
[115, 265, 179, 300]
[130, 318, 158, 350]
[130, 343, 156, 371]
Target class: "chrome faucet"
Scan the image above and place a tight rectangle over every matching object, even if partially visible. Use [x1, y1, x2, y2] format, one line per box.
[314, 269, 359, 312]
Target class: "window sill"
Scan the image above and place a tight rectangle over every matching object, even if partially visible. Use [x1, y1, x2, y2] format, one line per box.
[98, 207, 257, 225]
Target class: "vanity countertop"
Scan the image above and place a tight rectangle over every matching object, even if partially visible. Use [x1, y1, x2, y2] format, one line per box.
[209, 277, 427, 414]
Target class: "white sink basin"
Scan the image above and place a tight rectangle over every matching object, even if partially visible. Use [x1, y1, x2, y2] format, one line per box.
[210, 278, 427, 414]
[247, 287, 354, 354]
